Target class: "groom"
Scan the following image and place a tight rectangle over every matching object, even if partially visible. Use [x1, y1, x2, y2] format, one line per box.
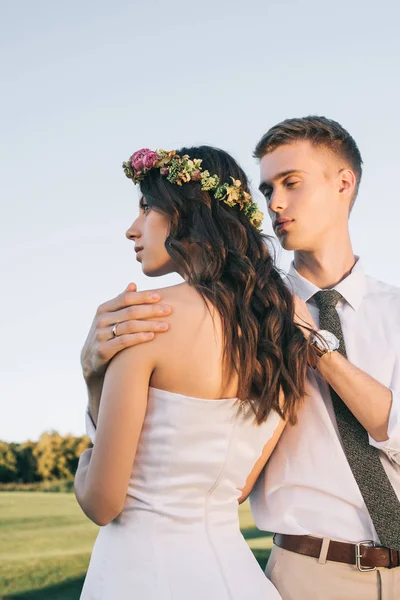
[81, 116, 400, 599]
[249, 116, 400, 599]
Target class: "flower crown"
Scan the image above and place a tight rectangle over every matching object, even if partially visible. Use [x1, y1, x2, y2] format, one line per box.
[122, 148, 264, 229]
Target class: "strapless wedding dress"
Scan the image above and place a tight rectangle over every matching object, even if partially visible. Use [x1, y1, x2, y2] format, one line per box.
[80, 387, 281, 599]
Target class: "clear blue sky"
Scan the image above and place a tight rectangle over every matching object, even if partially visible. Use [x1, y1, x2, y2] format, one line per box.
[2, 0, 400, 442]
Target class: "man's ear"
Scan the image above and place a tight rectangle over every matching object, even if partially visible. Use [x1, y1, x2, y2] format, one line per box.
[338, 168, 356, 197]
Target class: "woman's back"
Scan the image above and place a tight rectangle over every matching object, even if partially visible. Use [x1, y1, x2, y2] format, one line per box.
[148, 282, 239, 400]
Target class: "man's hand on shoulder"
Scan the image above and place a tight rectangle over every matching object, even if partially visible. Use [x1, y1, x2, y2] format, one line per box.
[81, 282, 172, 383]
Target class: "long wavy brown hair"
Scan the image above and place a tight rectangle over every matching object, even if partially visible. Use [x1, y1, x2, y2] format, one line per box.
[139, 145, 309, 425]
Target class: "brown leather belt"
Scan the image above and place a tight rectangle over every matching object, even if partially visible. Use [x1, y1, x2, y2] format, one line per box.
[274, 534, 400, 571]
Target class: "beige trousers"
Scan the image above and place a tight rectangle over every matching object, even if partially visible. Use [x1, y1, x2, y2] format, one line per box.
[266, 544, 400, 600]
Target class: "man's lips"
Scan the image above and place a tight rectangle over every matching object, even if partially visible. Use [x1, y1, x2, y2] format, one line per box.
[274, 218, 293, 233]
[134, 246, 143, 254]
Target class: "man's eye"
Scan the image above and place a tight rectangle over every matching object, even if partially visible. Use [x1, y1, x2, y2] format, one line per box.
[141, 204, 150, 213]
[286, 180, 299, 188]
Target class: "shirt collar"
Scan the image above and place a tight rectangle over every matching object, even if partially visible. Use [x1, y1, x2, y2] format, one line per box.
[286, 257, 366, 311]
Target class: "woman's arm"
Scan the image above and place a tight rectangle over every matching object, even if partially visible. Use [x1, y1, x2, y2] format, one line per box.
[74, 342, 155, 526]
[237, 417, 286, 504]
[81, 284, 170, 427]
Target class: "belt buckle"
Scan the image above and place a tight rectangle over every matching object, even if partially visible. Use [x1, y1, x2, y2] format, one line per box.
[355, 540, 377, 572]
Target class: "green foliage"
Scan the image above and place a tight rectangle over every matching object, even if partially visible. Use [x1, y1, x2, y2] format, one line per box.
[0, 440, 18, 482]
[16, 440, 40, 483]
[0, 433, 92, 484]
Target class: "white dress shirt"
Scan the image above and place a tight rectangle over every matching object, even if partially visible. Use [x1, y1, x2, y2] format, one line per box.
[250, 259, 400, 544]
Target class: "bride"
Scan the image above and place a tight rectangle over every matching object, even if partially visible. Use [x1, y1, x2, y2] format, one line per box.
[74, 145, 310, 599]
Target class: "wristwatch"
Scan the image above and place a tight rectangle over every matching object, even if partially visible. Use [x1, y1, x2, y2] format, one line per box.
[309, 329, 340, 368]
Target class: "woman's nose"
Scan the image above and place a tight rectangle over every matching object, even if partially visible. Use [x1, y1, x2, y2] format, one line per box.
[125, 219, 140, 241]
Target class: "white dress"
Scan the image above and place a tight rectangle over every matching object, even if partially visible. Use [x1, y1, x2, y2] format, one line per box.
[80, 387, 281, 600]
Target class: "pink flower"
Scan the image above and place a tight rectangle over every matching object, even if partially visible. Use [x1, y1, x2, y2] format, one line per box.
[131, 149, 159, 173]
[143, 150, 159, 170]
[131, 150, 146, 172]
[160, 167, 169, 176]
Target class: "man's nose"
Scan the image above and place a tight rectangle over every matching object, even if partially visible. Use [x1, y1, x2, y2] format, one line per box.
[268, 190, 286, 214]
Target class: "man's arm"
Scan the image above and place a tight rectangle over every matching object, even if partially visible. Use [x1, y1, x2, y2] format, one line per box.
[317, 351, 393, 442]
[81, 282, 171, 426]
[238, 416, 285, 504]
[294, 295, 400, 462]
[85, 376, 104, 429]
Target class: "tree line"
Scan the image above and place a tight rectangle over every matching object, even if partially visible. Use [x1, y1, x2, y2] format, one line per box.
[0, 431, 91, 483]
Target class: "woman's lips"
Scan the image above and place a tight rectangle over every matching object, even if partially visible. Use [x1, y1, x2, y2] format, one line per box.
[275, 219, 293, 233]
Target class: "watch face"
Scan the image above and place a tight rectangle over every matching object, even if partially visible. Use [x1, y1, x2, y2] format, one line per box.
[316, 330, 340, 351]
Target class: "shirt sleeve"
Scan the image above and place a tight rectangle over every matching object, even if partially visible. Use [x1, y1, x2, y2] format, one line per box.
[85, 406, 97, 444]
[368, 389, 400, 465]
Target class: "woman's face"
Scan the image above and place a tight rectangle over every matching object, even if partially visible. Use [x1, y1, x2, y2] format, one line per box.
[125, 196, 176, 277]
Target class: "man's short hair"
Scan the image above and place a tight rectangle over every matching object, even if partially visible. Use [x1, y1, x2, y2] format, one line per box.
[254, 116, 363, 203]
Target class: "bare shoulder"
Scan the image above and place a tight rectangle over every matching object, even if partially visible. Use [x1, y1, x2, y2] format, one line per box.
[106, 284, 219, 395]
[145, 283, 232, 396]
[147, 282, 219, 351]
[154, 282, 215, 324]
[158, 282, 208, 307]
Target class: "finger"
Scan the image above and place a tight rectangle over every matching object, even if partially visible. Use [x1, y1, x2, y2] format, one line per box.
[295, 313, 312, 326]
[96, 331, 155, 363]
[112, 332, 155, 352]
[106, 319, 169, 341]
[97, 289, 163, 316]
[295, 316, 310, 328]
[125, 282, 137, 292]
[98, 303, 172, 328]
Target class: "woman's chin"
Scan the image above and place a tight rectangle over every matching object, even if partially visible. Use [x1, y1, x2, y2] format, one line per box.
[142, 263, 175, 278]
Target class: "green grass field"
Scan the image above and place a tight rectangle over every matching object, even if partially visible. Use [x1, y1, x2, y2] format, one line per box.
[0, 493, 272, 599]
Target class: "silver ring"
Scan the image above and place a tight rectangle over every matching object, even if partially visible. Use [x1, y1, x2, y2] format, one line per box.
[112, 323, 118, 338]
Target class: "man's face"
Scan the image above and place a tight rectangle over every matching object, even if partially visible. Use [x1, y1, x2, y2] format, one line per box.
[259, 141, 350, 252]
